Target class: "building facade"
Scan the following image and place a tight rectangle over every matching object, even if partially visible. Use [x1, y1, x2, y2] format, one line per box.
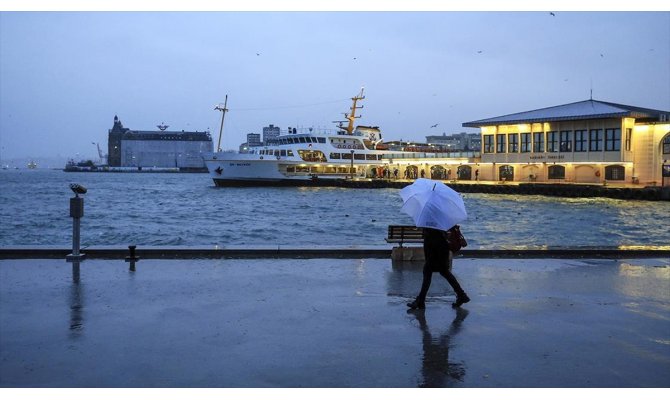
[108, 116, 213, 170]
[462, 100, 670, 185]
[247, 133, 262, 147]
[263, 124, 281, 145]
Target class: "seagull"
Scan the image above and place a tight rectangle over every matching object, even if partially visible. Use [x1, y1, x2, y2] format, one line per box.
[600, 54, 604, 57]
[550, 12, 555, 16]
[256, 53, 261, 56]
[477, 50, 483, 54]
[430, 123, 439, 128]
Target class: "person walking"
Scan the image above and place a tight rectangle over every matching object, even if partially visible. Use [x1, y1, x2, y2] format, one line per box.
[407, 227, 470, 310]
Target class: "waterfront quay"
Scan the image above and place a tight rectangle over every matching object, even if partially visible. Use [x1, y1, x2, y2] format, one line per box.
[1, 251, 668, 388]
[221, 177, 670, 201]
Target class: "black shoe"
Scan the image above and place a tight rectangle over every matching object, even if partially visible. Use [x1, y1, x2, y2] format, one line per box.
[406, 300, 426, 310]
[452, 293, 470, 308]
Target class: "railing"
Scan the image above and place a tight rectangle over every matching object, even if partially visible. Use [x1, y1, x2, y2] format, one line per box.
[382, 151, 480, 160]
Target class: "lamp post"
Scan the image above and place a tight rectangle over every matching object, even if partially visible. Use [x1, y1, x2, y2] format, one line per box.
[350, 150, 355, 179]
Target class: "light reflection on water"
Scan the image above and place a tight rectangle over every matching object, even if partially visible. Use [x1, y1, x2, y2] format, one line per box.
[1, 169, 669, 247]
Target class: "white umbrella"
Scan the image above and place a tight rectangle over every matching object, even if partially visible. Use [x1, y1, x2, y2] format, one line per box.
[400, 178, 467, 231]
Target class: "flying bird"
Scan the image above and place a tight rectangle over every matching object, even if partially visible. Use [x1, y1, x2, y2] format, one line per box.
[477, 50, 483, 54]
[600, 54, 604, 57]
[256, 53, 261, 56]
[550, 12, 555, 16]
[430, 124, 439, 128]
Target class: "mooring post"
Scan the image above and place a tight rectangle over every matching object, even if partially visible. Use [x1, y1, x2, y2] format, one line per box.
[125, 244, 139, 271]
[66, 184, 87, 262]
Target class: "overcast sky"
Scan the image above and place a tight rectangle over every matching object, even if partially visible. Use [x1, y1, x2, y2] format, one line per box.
[1, 10, 669, 160]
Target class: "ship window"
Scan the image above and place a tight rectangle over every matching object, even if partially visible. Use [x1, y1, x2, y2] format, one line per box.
[366, 154, 377, 160]
[280, 150, 286, 156]
[354, 154, 365, 160]
[378, 155, 383, 160]
[287, 150, 294, 157]
[342, 152, 352, 160]
[299, 137, 307, 143]
[317, 137, 326, 143]
[330, 152, 341, 159]
[298, 150, 326, 162]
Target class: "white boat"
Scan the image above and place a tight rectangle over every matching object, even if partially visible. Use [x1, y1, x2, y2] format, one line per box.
[203, 89, 405, 187]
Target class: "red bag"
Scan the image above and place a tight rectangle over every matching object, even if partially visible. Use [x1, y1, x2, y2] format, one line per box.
[446, 225, 467, 253]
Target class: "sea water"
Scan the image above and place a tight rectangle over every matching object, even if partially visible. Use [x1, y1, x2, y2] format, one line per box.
[1, 169, 669, 248]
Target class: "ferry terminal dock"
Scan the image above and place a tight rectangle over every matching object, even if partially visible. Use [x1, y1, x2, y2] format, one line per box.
[1, 249, 668, 388]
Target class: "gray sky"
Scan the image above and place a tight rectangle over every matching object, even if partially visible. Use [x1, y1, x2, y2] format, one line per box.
[1, 10, 669, 160]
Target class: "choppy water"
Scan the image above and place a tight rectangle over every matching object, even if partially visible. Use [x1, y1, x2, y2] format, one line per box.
[1, 169, 669, 248]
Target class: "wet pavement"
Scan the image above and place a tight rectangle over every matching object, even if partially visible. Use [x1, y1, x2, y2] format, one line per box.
[0, 257, 669, 388]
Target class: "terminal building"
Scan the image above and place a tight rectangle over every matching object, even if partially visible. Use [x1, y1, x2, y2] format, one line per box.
[107, 116, 213, 171]
[462, 99, 670, 185]
[380, 99, 669, 186]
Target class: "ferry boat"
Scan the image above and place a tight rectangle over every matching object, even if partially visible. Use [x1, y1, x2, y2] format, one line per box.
[203, 89, 405, 186]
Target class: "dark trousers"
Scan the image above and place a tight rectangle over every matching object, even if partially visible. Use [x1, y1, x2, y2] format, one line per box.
[416, 253, 465, 303]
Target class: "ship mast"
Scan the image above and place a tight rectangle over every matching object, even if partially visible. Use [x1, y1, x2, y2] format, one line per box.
[215, 95, 228, 152]
[345, 88, 365, 135]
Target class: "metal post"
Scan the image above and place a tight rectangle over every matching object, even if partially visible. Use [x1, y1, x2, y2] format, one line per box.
[125, 245, 140, 271]
[66, 184, 87, 262]
[350, 150, 355, 179]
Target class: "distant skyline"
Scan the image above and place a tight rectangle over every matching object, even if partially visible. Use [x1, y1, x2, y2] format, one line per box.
[1, 10, 669, 160]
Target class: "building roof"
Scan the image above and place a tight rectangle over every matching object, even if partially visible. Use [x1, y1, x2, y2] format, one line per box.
[462, 99, 670, 128]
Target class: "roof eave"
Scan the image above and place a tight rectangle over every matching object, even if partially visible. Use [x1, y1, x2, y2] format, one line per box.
[462, 112, 642, 128]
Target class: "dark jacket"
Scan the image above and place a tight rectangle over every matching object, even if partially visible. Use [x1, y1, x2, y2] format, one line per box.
[423, 228, 450, 272]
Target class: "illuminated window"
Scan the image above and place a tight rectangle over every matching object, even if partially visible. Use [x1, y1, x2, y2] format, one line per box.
[483, 135, 494, 153]
[559, 131, 572, 152]
[520, 133, 531, 153]
[297, 150, 326, 162]
[574, 130, 587, 152]
[499, 165, 514, 181]
[496, 135, 506, 153]
[533, 132, 544, 152]
[663, 135, 670, 154]
[605, 165, 625, 180]
[605, 128, 621, 151]
[589, 129, 603, 151]
[457, 165, 472, 180]
[508, 133, 518, 153]
[546, 131, 558, 152]
[548, 165, 565, 179]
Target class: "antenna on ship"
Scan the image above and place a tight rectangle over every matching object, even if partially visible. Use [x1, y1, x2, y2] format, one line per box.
[214, 95, 229, 152]
[344, 87, 365, 135]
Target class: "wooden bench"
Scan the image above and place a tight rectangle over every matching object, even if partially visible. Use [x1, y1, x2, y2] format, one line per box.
[385, 225, 424, 247]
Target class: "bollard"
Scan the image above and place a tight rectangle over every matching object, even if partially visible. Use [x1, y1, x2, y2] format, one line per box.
[66, 184, 87, 262]
[125, 245, 140, 271]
